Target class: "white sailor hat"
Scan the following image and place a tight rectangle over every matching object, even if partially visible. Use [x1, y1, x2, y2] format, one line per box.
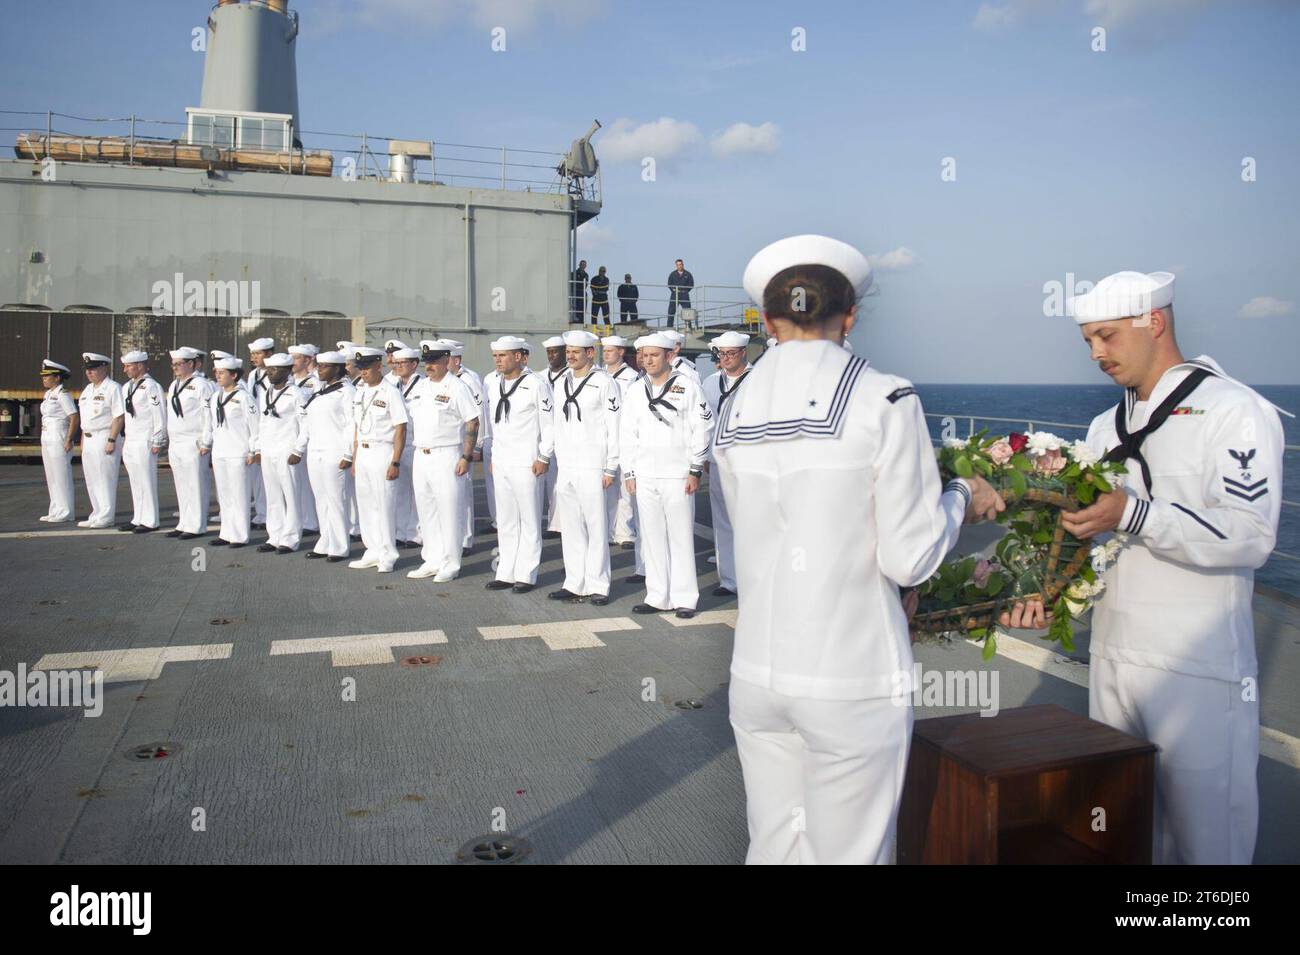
[210, 350, 233, 362]
[120, 350, 149, 364]
[661, 329, 685, 346]
[169, 346, 201, 361]
[192, 348, 208, 359]
[353, 346, 385, 364]
[384, 339, 408, 353]
[263, 352, 293, 367]
[420, 340, 451, 359]
[710, 331, 750, 349]
[1067, 270, 1175, 325]
[316, 350, 347, 365]
[214, 357, 243, 371]
[336, 340, 357, 352]
[437, 338, 465, 357]
[81, 352, 111, 367]
[288, 343, 319, 358]
[519, 340, 532, 352]
[842, 338, 854, 352]
[392, 347, 421, 360]
[743, 234, 874, 306]
[247, 337, 275, 353]
[600, 335, 629, 348]
[635, 333, 675, 350]
[562, 329, 599, 348]
[542, 335, 566, 349]
[40, 359, 70, 375]
[490, 336, 529, 352]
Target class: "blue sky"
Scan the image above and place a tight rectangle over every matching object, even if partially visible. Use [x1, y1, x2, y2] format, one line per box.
[3, 0, 1298, 383]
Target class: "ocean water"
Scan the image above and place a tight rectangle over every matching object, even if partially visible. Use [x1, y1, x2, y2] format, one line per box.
[914, 384, 1300, 595]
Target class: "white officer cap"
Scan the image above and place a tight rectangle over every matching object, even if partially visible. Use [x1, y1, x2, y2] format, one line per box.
[542, 336, 565, 349]
[392, 347, 421, 360]
[120, 350, 149, 364]
[601, 335, 629, 348]
[420, 340, 451, 360]
[81, 353, 111, 367]
[353, 346, 385, 364]
[436, 338, 465, 357]
[490, 336, 529, 353]
[418, 339, 440, 351]
[384, 339, 408, 353]
[210, 350, 233, 361]
[247, 337, 275, 353]
[661, 330, 685, 346]
[214, 357, 243, 371]
[635, 333, 675, 350]
[562, 330, 599, 348]
[170, 347, 201, 361]
[263, 353, 293, 367]
[710, 331, 750, 349]
[1067, 270, 1175, 325]
[742, 234, 874, 306]
[336, 340, 357, 352]
[41, 359, 70, 375]
[316, 351, 347, 365]
[289, 343, 319, 357]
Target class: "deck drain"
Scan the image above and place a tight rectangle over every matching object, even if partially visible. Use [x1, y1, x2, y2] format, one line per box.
[36, 599, 60, 606]
[674, 699, 704, 710]
[210, 618, 231, 626]
[125, 742, 181, 761]
[455, 835, 532, 865]
[400, 655, 442, 668]
[376, 584, 396, 591]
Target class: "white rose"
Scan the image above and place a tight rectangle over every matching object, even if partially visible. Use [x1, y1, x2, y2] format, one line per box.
[1070, 440, 1100, 467]
[942, 437, 968, 449]
[1026, 431, 1064, 455]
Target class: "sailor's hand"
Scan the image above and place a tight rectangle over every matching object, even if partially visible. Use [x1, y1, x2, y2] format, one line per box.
[287, 453, 301, 466]
[685, 474, 700, 495]
[602, 473, 614, 490]
[1060, 488, 1127, 539]
[338, 458, 351, 471]
[245, 453, 255, 466]
[454, 458, 469, 477]
[150, 445, 161, 456]
[198, 446, 210, 457]
[963, 476, 1005, 523]
[532, 459, 548, 477]
[64, 441, 73, 453]
[998, 599, 1051, 630]
[625, 477, 636, 495]
[253, 453, 261, 465]
[386, 462, 400, 481]
[901, 588, 919, 619]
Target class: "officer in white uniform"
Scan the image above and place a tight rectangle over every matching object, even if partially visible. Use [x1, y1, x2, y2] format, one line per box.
[289, 344, 321, 535]
[540, 335, 568, 535]
[300, 351, 356, 563]
[256, 353, 308, 554]
[76, 353, 126, 529]
[247, 337, 275, 528]
[118, 350, 166, 532]
[548, 329, 620, 605]
[349, 347, 409, 573]
[620, 333, 715, 617]
[388, 347, 424, 547]
[38, 360, 78, 523]
[482, 336, 554, 592]
[714, 235, 1003, 865]
[701, 331, 752, 596]
[202, 357, 259, 547]
[1004, 270, 1286, 865]
[445, 339, 485, 549]
[405, 342, 481, 581]
[602, 334, 640, 547]
[166, 347, 215, 538]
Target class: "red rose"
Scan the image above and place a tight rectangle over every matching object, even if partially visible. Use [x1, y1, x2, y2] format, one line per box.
[1008, 432, 1028, 453]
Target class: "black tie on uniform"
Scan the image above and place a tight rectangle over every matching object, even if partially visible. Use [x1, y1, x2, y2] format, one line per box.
[496, 375, 525, 424]
[716, 368, 750, 413]
[171, 377, 193, 418]
[305, 380, 342, 409]
[264, 386, 288, 418]
[126, 379, 143, 417]
[1103, 367, 1213, 495]
[646, 375, 680, 426]
[216, 390, 238, 427]
[562, 373, 594, 422]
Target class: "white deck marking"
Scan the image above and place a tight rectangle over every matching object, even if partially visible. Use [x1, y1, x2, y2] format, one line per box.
[479, 617, 640, 651]
[32, 644, 233, 683]
[270, 631, 448, 667]
[664, 609, 738, 629]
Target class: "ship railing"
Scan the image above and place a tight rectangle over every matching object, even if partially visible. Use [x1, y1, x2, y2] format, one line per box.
[924, 411, 1300, 567]
[569, 282, 753, 329]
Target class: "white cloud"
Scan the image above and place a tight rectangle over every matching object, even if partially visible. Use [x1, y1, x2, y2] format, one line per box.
[576, 221, 615, 252]
[710, 122, 780, 158]
[1238, 296, 1295, 320]
[973, 0, 1057, 32]
[868, 247, 918, 271]
[974, 0, 1217, 32]
[599, 117, 702, 163]
[322, 0, 606, 33]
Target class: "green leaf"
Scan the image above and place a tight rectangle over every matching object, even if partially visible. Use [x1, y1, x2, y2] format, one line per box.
[1092, 473, 1112, 493]
[1011, 453, 1033, 472]
[985, 573, 1005, 596]
[953, 455, 974, 478]
[982, 634, 998, 661]
[1032, 529, 1053, 544]
[1010, 469, 1027, 497]
[1076, 482, 1096, 505]
[969, 627, 987, 640]
[1081, 563, 1097, 583]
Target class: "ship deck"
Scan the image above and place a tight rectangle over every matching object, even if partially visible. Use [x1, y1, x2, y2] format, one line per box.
[0, 463, 1296, 864]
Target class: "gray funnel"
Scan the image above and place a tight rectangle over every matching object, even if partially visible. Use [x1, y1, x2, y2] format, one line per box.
[199, 1, 301, 144]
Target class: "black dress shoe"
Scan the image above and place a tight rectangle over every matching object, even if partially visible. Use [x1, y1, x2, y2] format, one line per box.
[349, 533, 362, 542]
[511, 583, 535, 594]
[276, 546, 293, 554]
[485, 580, 514, 591]
[624, 574, 646, 584]
[252, 522, 267, 530]
[712, 586, 737, 597]
[542, 530, 561, 540]
[632, 603, 665, 614]
[209, 538, 228, 547]
[401, 540, 420, 549]
[305, 551, 326, 560]
[302, 528, 319, 538]
[166, 529, 182, 538]
[620, 541, 635, 550]
[590, 595, 610, 606]
[257, 543, 276, 553]
[133, 525, 156, 534]
[117, 523, 135, 532]
[229, 542, 246, 549]
[179, 532, 201, 540]
[675, 608, 696, 619]
[548, 588, 581, 601]
[326, 555, 346, 562]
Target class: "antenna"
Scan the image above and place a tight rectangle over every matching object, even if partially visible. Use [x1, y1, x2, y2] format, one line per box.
[557, 120, 601, 191]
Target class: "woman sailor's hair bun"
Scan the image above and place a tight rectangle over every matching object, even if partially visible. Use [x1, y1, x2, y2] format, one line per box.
[762, 264, 857, 325]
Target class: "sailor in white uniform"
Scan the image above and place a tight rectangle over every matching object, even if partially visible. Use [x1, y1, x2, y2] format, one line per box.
[620, 333, 715, 617]
[38, 360, 78, 523]
[118, 350, 166, 532]
[541, 335, 568, 535]
[405, 342, 481, 581]
[75, 354, 126, 529]
[383, 339, 409, 387]
[444, 339, 485, 551]
[482, 336, 554, 592]
[387, 347, 423, 547]
[478, 353, 501, 529]
[247, 337, 275, 528]
[289, 344, 321, 535]
[602, 334, 640, 547]
[349, 347, 409, 573]
[1005, 270, 1286, 865]
[335, 340, 363, 539]
[548, 330, 620, 605]
[662, 329, 701, 384]
[700, 331, 752, 597]
[256, 354, 308, 554]
[300, 351, 356, 563]
[714, 235, 1003, 865]
[202, 357, 259, 548]
[166, 347, 215, 538]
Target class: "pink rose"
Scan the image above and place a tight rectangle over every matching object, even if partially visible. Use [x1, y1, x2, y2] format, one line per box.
[1034, 448, 1066, 475]
[988, 440, 1014, 466]
[972, 559, 992, 588]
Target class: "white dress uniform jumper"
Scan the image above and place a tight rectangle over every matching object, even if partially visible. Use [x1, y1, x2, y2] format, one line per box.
[552, 367, 621, 597]
[259, 382, 309, 550]
[121, 374, 166, 528]
[543, 366, 567, 533]
[392, 373, 423, 544]
[713, 340, 969, 865]
[483, 370, 554, 585]
[620, 371, 715, 610]
[1083, 355, 1284, 864]
[351, 380, 409, 571]
[249, 366, 271, 523]
[702, 364, 751, 592]
[605, 363, 641, 544]
[39, 383, 78, 522]
[301, 377, 357, 559]
[168, 373, 216, 534]
[292, 371, 321, 532]
[77, 377, 126, 527]
[203, 386, 260, 544]
[407, 374, 480, 578]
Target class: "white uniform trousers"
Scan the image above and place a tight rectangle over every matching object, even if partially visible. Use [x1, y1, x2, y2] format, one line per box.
[606, 467, 637, 544]
[307, 449, 351, 557]
[414, 446, 465, 575]
[634, 476, 697, 610]
[461, 463, 476, 550]
[251, 461, 266, 523]
[122, 438, 159, 528]
[261, 449, 303, 550]
[345, 470, 360, 535]
[544, 459, 561, 533]
[298, 458, 319, 532]
[81, 431, 123, 526]
[40, 435, 75, 521]
[707, 471, 736, 591]
[394, 444, 418, 542]
[493, 464, 544, 584]
[482, 438, 497, 523]
[558, 468, 612, 596]
[355, 442, 399, 569]
[212, 457, 251, 543]
[169, 439, 211, 534]
[729, 677, 913, 865]
[1089, 656, 1258, 864]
